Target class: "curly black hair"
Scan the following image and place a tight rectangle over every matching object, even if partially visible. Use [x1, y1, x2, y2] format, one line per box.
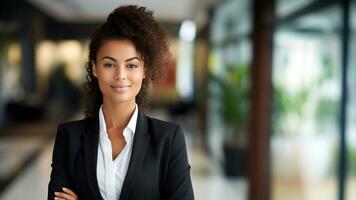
[83, 5, 170, 117]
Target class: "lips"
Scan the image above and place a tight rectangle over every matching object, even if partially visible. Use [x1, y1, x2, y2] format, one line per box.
[110, 84, 131, 92]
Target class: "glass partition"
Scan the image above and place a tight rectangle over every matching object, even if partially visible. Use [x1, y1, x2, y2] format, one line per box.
[277, 0, 317, 17]
[271, 5, 342, 200]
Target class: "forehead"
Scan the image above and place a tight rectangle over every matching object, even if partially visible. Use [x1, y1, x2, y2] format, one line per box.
[97, 39, 141, 60]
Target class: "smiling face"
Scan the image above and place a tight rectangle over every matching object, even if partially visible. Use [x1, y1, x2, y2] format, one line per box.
[92, 39, 145, 105]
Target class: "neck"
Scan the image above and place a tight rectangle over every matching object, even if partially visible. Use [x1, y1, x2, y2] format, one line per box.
[102, 99, 136, 130]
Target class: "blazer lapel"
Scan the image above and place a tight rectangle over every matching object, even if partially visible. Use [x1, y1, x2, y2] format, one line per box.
[82, 116, 103, 200]
[119, 111, 151, 200]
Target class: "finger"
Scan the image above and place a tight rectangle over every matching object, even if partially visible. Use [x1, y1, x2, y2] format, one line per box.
[54, 197, 66, 200]
[62, 187, 78, 197]
[55, 192, 74, 200]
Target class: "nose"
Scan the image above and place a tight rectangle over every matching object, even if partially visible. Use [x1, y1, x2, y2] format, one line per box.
[114, 65, 126, 80]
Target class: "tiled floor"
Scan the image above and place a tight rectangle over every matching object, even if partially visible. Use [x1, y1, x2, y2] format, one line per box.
[0, 136, 44, 180]
[190, 149, 247, 200]
[0, 141, 53, 200]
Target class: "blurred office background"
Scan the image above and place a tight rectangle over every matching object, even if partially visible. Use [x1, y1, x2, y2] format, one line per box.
[0, 0, 355, 200]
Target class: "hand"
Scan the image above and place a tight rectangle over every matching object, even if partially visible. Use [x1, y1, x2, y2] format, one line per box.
[54, 187, 78, 200]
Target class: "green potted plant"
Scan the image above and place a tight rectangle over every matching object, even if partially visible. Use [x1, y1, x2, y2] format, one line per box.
[271, 54, 339, 182]
[209, 64, 250, 177]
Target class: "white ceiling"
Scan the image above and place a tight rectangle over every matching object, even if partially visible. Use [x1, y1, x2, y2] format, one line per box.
[26, 0, 216, 26]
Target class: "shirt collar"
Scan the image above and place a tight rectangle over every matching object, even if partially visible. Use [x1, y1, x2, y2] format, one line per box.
[98, 104, 138, 139]
[126, 103, 138, 133]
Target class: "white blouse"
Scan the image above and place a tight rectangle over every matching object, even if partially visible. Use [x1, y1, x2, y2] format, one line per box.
[96, 104, 138, 200]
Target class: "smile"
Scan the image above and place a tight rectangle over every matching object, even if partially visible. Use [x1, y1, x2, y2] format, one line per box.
[110, 85, 131, 92]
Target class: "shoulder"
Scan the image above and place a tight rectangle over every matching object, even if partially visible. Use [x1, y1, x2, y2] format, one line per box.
[146, 115, 180, 132]
[56, 117, 95, 140]
[54, 117, 96, 149]
[144, 114, 185, 143]
[58, 117, 93, 131]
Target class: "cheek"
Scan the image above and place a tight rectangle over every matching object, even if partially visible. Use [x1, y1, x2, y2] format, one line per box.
[131, 75, 144, 95]
[134, 73, 145, 85]
[97, 78, 106, 94]
[96, 71, 112, 92]
[97, 70, 112, 82]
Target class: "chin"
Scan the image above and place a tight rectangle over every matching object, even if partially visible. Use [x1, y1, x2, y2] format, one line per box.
[108, 94, 135, 103]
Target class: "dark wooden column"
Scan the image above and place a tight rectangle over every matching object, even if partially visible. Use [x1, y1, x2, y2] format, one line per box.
[248, 0, 275, 200]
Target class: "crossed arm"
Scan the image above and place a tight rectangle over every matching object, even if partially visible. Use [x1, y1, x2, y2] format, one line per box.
[53, 187, 77, 200]
[48, 125, 78, 200]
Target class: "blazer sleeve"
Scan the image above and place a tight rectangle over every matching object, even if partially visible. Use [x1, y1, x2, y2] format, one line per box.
[48, 124, 71, 199]
[163, 125, 195, 200]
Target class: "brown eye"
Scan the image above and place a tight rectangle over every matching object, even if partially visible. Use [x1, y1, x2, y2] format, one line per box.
[127, 64, 138, 69]
[104, 63, 115, 68]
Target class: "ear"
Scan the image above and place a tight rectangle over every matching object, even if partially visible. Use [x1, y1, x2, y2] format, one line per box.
[92, 61, 98, 78]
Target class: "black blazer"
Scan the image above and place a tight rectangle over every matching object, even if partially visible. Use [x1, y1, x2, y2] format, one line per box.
[48, 110, 194, 200]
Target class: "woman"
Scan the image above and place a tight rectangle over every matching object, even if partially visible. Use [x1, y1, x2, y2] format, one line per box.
[48, 5, 194, 200]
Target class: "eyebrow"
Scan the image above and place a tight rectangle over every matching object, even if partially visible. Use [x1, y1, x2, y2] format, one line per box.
[101, 56, 142, 62]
